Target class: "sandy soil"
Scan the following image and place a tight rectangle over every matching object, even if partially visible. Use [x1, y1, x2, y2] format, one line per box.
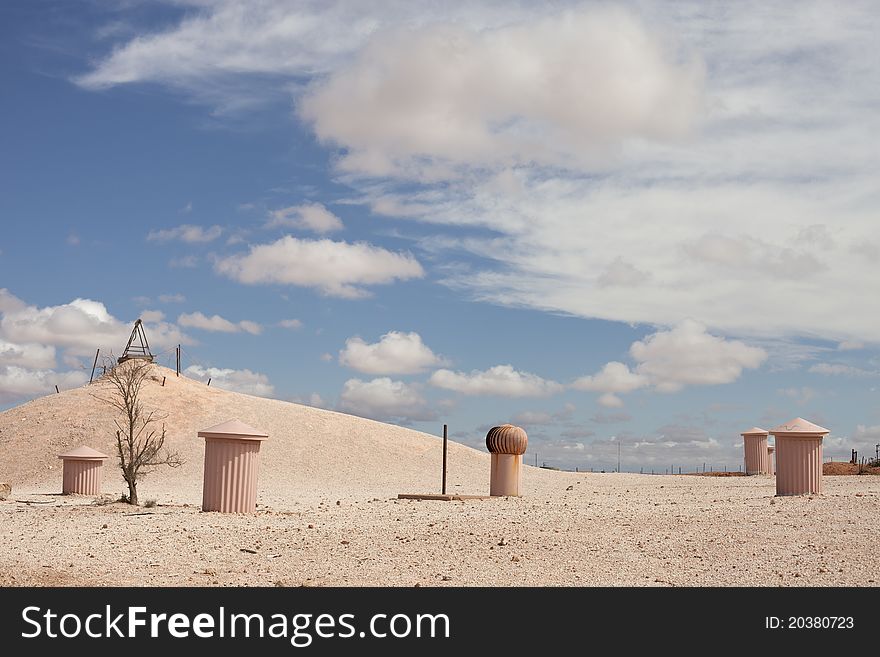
[1, 365, 878, 587]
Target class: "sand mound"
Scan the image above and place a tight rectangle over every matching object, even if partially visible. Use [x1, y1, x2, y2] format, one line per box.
[0, 364, 514, 505]
[824, 461, 880, 476]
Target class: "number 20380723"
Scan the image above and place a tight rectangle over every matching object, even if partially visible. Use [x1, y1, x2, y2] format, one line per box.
[765, 616, 854, 629]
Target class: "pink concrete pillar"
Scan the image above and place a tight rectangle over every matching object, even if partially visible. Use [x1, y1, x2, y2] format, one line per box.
[59, 446, 109, 495]
[486, 424, 528, 496]
[770, 418, 829, 496]
[198, 419, 268, 513]
[768, 445, 775, 475]
[741, 427, 771, 474]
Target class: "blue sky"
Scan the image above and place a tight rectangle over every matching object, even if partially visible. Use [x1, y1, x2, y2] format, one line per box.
[2, 1, 879, 471]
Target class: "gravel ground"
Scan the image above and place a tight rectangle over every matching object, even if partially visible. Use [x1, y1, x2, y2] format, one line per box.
[2, 473, 877, 587]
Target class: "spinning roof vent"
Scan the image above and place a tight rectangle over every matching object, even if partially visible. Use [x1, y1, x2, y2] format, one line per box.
[118, 319, 154, 364]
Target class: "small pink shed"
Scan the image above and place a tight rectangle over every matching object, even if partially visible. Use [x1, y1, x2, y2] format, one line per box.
[768, 445, 776, 475]
[199, 419, 268, 513]
[741, 427, 771, 475]
[486, 424, 528, 496]
[59, 446, 109, 495]
[770, 418, 829, 496]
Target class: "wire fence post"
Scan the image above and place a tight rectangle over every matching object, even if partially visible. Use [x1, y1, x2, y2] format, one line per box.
[441, 424, 448, 495]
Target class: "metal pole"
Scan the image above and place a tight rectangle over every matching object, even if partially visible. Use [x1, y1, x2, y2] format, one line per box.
[441, 424, 448, 495]
[176, 345, 180, 376]
[54, 385, 59, 394]
[617, 441, 621, 473]
[207, 378, 211, 387]
[89, 348, 100, 384]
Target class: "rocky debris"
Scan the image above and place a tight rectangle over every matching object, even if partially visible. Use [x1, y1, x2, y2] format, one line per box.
[0, 483, 11, 500]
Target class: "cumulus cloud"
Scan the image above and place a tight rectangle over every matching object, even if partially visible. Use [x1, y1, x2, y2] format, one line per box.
[278, 319, 303, 329]
[0, 289, 190, 404]
[183, 365, 274, 397]
[0, 340, 56, 370]
[597, 393, 624, 408]
[572, 361, 648, 394]
[214, 236, 424, 298]
[178, 312, 262, 335]
[339, 331, 446, 375]
[158, 293, 186, 304]
[338, 377, 435, 423]
[629, 320, 767, 393]
[139, 310, 165, 323]
[0, 289, 187, 360]
[571, 322, 765, 405]
[0, 366, 88, 403]
[266, 203, 343, 233]
[147, 224, 223, 243]
[301, 8, 702, 177]
[429, 364, 563, 397]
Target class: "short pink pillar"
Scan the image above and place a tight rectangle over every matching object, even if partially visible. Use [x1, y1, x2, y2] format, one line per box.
[770, 418, 829, 496]
[768, 445, 776, 475]
[486, 424, 528, 496]
[741, 427, 771, 474]
[199, 419, 268, 513]
[59, 446, 109, 495]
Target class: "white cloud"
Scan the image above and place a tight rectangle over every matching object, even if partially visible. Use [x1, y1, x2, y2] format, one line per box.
[267, 203, 343, 234]
[629, 320, 767, 393]
[338, 377, 435, 423]
[291, 392, 326, 408]
[184, 365, 274, 397]
[147, 224, 223, 243]
[0, 366, 88, 403]
[278, 319, 303, 329]
[429, 364, 562, 397]
[0, 340, 56, 369]
[808, 363, 877, 377]
[158, 293, 186, 304]
[597, 393, 624, 408]
[178, 312, 262, 335]
[572, 322, 766, 403]
[301, 8, 702, 177]
[572, 361, 648, 394]
[214, 236, 424, 298]
[339, 331, 445, 374]
[139, 310, 165, 323]
[0, 291, 191, 404]
[0, 289, 187, 360]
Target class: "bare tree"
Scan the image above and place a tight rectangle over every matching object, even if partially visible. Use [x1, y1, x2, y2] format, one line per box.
[94, 358, 182, 505]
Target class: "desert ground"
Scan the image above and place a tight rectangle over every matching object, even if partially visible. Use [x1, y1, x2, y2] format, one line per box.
[1, 365, 878, 587]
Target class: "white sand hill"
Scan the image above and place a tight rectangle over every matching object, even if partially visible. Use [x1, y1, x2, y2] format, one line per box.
[0, 364, 507, 504]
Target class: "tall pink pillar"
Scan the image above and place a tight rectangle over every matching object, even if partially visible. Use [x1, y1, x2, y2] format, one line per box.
[59, 446, 109, 495]
[486, 424, 528, 496]
[768, 445, 775, 475]
[199, 419, 268, 513]
[770, 418, 829, 496]
[741, 427, 771, 474]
